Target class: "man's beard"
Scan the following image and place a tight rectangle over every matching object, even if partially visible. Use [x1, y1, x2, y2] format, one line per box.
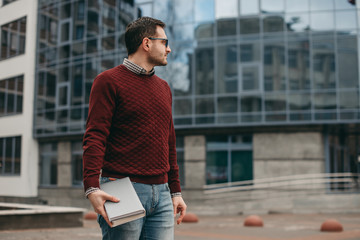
[149, 54, 168, 66]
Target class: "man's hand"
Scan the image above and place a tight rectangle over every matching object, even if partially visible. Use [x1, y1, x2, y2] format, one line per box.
[172, 196, 187, 224]
[88, 190, 120, 227]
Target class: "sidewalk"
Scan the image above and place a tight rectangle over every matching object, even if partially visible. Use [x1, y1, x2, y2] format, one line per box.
[0, 213, 359, 240]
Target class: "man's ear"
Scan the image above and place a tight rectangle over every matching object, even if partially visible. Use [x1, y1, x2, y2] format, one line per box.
[142, 38, 150, 52]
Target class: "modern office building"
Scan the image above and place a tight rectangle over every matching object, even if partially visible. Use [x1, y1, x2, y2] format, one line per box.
[0, 0, 39, 198]
[1, 0, 359, 211]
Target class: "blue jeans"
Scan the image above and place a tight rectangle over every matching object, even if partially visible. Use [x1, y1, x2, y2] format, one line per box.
[98, 177, 174, 240]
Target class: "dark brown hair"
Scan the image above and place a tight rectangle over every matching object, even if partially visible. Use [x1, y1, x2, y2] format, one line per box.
[125, 17, 166, 56]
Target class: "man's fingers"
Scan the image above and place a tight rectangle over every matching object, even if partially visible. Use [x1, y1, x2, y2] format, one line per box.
[177, 208, 186, 224]
[103, 192, 120, 202]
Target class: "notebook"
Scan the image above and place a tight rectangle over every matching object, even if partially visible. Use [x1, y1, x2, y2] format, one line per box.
[100, 177, 146, 227]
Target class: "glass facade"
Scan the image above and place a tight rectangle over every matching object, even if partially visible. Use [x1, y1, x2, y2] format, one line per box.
[1, 17, 26, 60]
[0, 75, 23, 117]
[35, 0, 360, 137]
[35, 0, 135, 137]
[0, 136, 21, 175]
[39, 143, 57, 186]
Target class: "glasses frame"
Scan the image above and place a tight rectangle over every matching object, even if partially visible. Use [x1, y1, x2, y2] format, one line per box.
[148, 37, 169, 48]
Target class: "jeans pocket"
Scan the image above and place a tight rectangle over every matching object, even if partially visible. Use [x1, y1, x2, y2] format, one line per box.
[165, 183, 170, 192]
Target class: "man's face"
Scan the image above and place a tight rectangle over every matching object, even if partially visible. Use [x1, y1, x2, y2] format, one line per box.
[147, 26, 171, 66]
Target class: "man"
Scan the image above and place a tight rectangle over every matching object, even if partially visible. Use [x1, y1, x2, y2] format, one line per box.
[82, 17, 187, 240]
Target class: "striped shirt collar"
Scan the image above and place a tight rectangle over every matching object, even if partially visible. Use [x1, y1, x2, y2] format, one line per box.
[123, 58, 155, 76]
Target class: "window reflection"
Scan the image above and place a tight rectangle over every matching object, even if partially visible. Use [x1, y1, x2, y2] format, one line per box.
[240, 17, 260, 35]
[196, 47, 214, 94]
[288, 40, 310, 90]
[312, 37, 336, 89]
[286, 0, 309, 12]
[335, 0, 356, 10]
[261, 0, 285, 13]
[174, 99, 192, 115]
[174, 0, 194, 23]
[218, 45, 237, 93]
[240, 0, 259, 15]
[286, 13, 309, 32]
[242, 66, 260, 91]
[339, 91, 358, 109]
[217, 19, 237, 36]
[335, 11, 357, 30]
[288, 93, 311, 110]
[195, 0, 215, 22]
[195, 22, 214, 39]
[311, 12, 334, 31]
[337, 37, 358, 88]
[215, 0, 237, 19]
[263, 42, 286, 91]
[310, 0, 334, 11]
[241, 96, 262, 112]
[263, 15, 285, 33]
[196, 98, 214, 114]
[240, 42, 260, 62]
[218, 97, 237, 113]
[265, 94, 286, 111]
[314, 92, 336, 110]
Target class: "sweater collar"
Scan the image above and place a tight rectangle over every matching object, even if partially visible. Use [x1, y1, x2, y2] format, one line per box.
[123, 58, 155, 76]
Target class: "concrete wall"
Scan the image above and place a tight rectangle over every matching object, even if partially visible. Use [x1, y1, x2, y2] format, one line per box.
[0, 0, 39, 197]
[253, 132, 325, 179]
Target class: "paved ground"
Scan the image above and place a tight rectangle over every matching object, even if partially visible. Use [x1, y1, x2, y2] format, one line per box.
[0, 213, 359, 240]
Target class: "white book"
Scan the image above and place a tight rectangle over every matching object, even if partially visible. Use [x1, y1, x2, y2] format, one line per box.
[100, 177, 146, 227]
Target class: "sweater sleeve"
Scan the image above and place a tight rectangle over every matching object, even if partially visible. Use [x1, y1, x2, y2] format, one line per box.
[82, 72, 117, 191]
[167, 88, 181, 193]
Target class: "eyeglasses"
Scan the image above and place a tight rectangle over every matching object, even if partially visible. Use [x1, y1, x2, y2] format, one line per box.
[148, 37, 169, 48]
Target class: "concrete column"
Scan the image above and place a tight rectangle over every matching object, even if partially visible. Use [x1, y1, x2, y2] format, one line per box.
[184, 135, 206, 189]
[253, 132, 325, 179]
[57, 141, 72, 187]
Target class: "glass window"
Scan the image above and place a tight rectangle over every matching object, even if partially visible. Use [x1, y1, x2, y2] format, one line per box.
[242, 66, 260, 91]
[288, 93, 311, 110]
[337, 37, 358, 89]
[0, 136, 21, 175]
[311, 12, 334, 31]
[314, 92, 336, 110]
[174, 0, 194, 24]
[240, 0, 259, 15]
[196, 98, 214, 114]
[312, 37, 336, 89]
[195, 47, 214, 94]
[215, 0, 238, 19]
[286, 13, 310, 33]
[265, 94, 286, 111]
[0, 75, 24, 117]
[261, 0, 285, 13]
[137, 3, 152, 18]
[195, 0, 215, 22]
[286, 0, 309, 12]
[240, 17, 260, 35]
[240, 43, 260, 62]
[39, 143, 57, 186]
[195, 22, 214, 39]
[263, 15, 284, 33]
[174, 99, 192, 116]
[288, 40, 310, 90]
[310, 0, 334, 11]
[2, 0, 18, 5]
[217, 45, 238, 93]
[172, 24, 194, 41]
[241, 96, 262, 112]
[263, 42, 286, 91]
[217, 19, 237, 36]
[335, 11, 357, 30]
[72, 141, 83, 186]
[339, 91, 358, 109]
[218, 97, 237, 113]
[335, 0, 356, 10]
[206, 135, 253, 185]
[0, 17, 26, 61]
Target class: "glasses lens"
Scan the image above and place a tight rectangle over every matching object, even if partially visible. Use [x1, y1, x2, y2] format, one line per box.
[165, 40, 168, 48]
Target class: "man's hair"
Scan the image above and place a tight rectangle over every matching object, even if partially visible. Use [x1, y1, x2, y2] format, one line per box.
[125, 17, 166, 56]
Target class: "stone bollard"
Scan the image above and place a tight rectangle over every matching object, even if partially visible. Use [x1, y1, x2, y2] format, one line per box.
[320, 219, 343, 232]
[182, 212, 199, 223]
[84, 211, 97, 220]
[244, 215, 264, 227]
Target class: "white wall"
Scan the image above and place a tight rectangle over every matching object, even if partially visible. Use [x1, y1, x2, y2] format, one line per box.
[0, 0, 39, 197]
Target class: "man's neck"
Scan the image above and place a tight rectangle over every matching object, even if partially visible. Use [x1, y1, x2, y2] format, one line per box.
[128, 55, 154, 73]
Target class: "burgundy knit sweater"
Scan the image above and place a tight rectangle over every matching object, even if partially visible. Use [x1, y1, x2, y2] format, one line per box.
[83, 64, 181, 194]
